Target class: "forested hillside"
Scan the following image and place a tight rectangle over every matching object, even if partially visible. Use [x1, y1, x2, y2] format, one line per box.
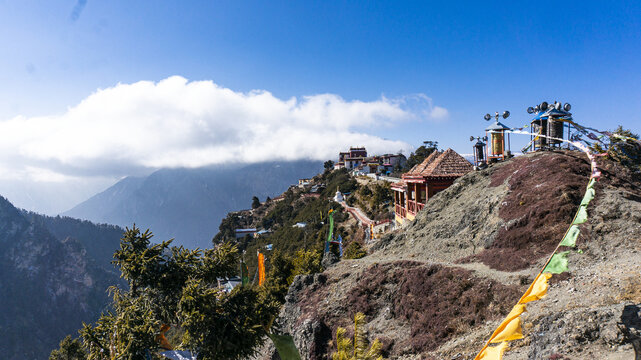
[22, 212, 124, 271]
[0, 197, 122, 360]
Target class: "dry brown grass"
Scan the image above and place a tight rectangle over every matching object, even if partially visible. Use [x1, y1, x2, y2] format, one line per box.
[345, 261, 522, 355]
[462, 151, 591, 271]
[617, 276, 641, 303]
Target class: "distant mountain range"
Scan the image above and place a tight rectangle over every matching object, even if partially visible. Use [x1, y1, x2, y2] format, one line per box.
[63, 161, 323, 249]
[0, 196, 124, 360]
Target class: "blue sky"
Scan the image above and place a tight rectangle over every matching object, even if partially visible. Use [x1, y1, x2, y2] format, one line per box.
[0, 1, 639, 213]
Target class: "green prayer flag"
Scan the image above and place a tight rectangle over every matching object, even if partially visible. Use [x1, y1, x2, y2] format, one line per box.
[326, 211, 334, 244]
[559, 225, 580, 247]
[268, 333, 302, 360]
[580, 188, 595, 207]
[573, 205, 588, 225]
[544, 251, 570, 274]
[241, 262, 249, 286]
[587, 178, 596, 190]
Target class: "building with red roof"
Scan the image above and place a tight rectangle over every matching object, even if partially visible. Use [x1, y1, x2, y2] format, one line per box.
[392, 148, 473, 225]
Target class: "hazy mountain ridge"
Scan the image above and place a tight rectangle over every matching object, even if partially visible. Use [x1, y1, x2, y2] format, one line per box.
[22, 211, 125, 272]
[0, 196, 123, 360]
[63, 161, 324, 248]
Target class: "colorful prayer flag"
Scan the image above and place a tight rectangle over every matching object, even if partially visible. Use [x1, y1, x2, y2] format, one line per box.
[241, 262, 249, 286]
[544, 251, 570, 274]
[519, 273, 553, 304]
[572, 206, 588, 225]
[156, 324, 173, 350]
[489, 317, 523, 344]
[559, 225, 580, 247]
[326, 209, 335, 252]
[580, 188, 595, 207]
[268, 333, 302, 360]
[476, 342, 508, 360]
[488, 304, 526, 344]
[258, 252, 265, 286]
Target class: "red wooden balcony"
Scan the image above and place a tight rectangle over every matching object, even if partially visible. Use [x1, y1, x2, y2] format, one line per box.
[407, 200, 425, 215]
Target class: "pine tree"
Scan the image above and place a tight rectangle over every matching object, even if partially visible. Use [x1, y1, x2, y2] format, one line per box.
[49, 335, 87, 360]
[252, 196, 261, 209]
[78, 225, 272, 360]
[332, 313, 384, 360]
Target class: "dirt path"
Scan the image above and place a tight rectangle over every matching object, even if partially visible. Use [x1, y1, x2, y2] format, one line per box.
[338, 201, 375, 226]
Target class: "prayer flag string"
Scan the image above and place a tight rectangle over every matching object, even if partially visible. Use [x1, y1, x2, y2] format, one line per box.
[473, 128, 602, 360]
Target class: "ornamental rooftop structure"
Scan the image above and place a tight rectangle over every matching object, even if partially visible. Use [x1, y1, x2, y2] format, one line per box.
[528, 101, 573, 151]
[392, 148, 473, 225]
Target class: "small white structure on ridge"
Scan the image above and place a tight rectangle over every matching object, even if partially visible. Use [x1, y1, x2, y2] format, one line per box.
[333, 188, 344, 202]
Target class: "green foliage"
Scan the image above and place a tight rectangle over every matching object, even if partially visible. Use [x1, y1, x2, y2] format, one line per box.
[244, 188, 348, 272]
[252, 196, 261, 209]
[322, 168, 358, 198]
[351, 182, 393, 221]
[112, 226, 172, 296]
[212, 213, 241, 244]
[253, 251, 296, 328]
[89, 288, 161, 360]
[262, 200, 294, 228]
[403, 141, 438, 171]
[324, 160, 335, 170]
[607, 126, 641, 171]
[291, 249, 323, 282]
[79, 225, 270, 360]
[359, 186, 372, 197]
[332, 313, 384, 360]
[371, 182, 392, 207]
[49, 335, 87, 360]
[343, 241, 367, 260]
[178, 281, 265, 360]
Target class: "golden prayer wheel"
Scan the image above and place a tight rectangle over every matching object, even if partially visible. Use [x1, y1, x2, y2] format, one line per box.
[491, 132, 504, 156]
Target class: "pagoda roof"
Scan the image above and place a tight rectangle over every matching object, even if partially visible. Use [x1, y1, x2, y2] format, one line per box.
[404, 148, 473, 179]
[406, 150, 440, 175]
[531, 108, 573, 121]
[485, 121, 510, 131]
[390, 180, 407, 191]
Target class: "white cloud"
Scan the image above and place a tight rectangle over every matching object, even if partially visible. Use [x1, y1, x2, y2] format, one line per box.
[430, 106, 449, 120]
[0, 76, 448, 180]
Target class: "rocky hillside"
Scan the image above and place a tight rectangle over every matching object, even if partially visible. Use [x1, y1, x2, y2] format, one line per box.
[0, 197, 122, 360]
[264, 150, 641, 359]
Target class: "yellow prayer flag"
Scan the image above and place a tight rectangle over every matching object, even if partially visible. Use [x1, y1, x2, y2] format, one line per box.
[487, 304, 526, 343]
[476, 342, 508, 360]
[519, 273, 553, 304]
[489, 316, 523, 343]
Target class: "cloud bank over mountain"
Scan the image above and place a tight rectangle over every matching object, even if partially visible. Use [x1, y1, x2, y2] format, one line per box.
[0, 76, 447, 182]
[0, 76, 448, 213]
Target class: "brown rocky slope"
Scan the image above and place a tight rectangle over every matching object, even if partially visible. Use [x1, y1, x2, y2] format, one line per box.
[260, 150, 641, 360]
